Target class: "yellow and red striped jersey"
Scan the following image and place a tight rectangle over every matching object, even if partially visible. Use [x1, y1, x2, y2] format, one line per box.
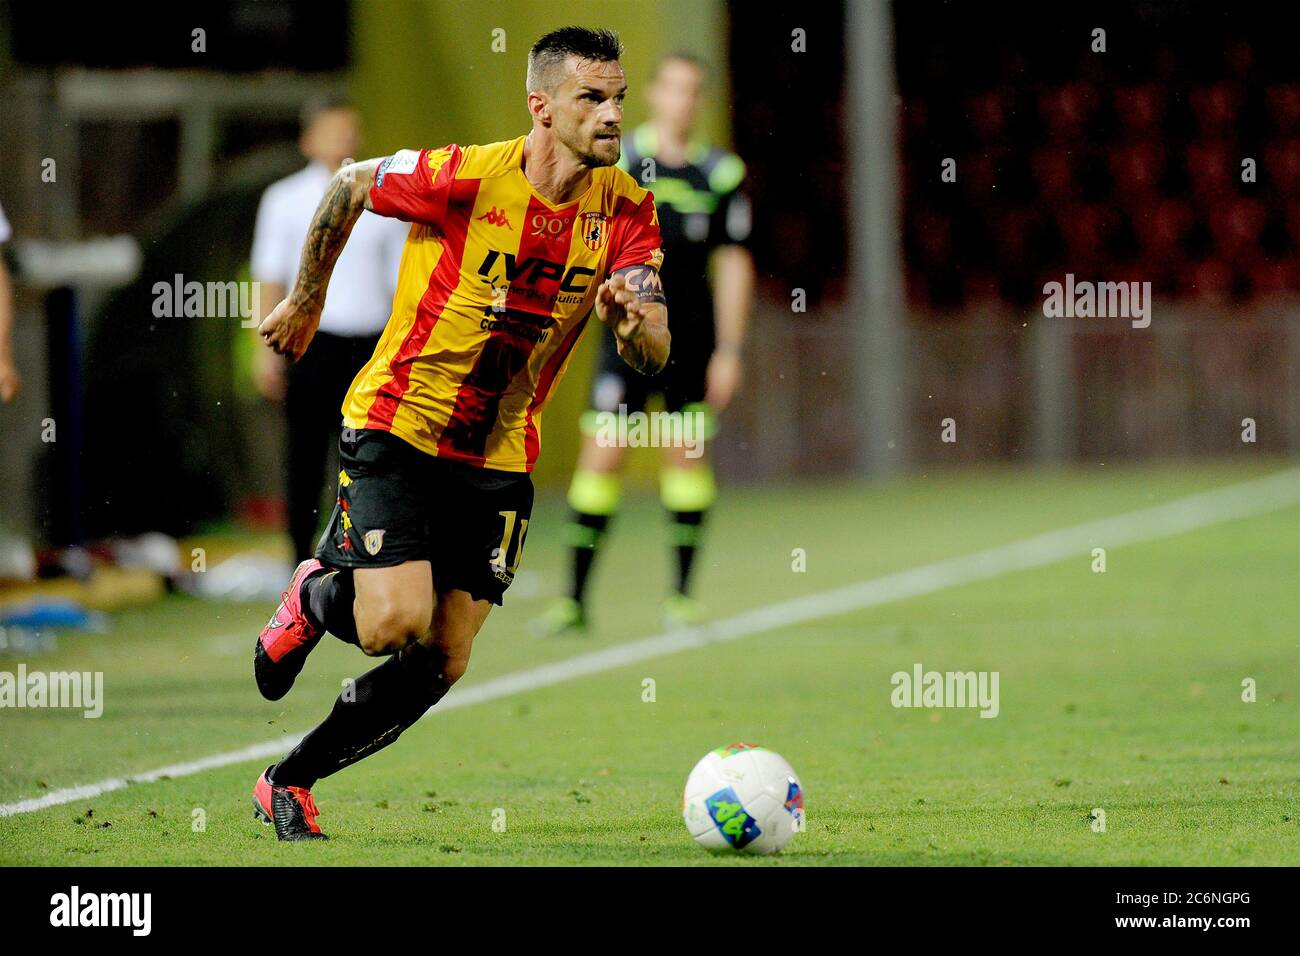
[341, 135, 663, 472]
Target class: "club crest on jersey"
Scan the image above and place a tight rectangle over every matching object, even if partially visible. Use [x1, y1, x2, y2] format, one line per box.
[363, 529, 386, 555]
[579, 212, 609, 252]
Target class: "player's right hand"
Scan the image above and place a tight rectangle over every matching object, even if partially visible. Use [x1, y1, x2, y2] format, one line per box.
[257, 297, 320, 362]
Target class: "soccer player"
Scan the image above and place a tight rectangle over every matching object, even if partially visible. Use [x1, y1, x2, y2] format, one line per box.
[250, 27, 668, 841]
[532, 52, 754, 636]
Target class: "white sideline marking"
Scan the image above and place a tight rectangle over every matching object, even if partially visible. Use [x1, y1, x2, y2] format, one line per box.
[3, 467, 1298, 817]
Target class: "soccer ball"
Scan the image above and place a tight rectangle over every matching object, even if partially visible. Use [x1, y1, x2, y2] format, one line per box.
[682, 743, 804, 854]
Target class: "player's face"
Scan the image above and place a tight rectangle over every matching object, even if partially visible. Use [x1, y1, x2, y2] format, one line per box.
[553, 57, 627, 167]
[647, 59, 703, 135]
[301, 107, 361, 171]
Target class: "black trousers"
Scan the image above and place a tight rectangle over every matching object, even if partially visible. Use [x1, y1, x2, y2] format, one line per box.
[285, 330, 382, 561]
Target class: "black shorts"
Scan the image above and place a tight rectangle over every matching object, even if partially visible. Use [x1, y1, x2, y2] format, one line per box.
[314, 429, 534, 606]
[590, 323, 711, 415]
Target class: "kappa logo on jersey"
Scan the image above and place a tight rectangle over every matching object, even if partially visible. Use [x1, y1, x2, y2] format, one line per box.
[477, 206, 513, 229]
[426, 146, 455, 179]
[579, 211, 609, 252]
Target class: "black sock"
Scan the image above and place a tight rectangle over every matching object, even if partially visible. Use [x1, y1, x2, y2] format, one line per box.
[669, 510, 706, 595]
[302, 568, 359, 647]
[272, 642, 450, 789]
[566, 511, 611, 605]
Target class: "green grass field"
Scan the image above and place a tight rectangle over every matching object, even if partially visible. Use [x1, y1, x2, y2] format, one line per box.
[1, 460, 1297, 865]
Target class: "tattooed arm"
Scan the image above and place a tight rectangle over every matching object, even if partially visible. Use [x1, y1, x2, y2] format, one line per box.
[257, 158, 385, 360]
[594, 264, 670, 375]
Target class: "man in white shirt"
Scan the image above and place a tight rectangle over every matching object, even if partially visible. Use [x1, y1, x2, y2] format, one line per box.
[0, 202, 21, 403]
[251, 94, 408, 559]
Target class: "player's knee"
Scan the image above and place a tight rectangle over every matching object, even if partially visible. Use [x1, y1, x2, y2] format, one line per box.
[430, 630, 474, 684]
[439, 652, 470, 685]
[357, 600, 427, 656]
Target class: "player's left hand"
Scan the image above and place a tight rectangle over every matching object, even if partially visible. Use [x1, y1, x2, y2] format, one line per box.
[705, 349, 742, 412]
[595, 273, 649, 343]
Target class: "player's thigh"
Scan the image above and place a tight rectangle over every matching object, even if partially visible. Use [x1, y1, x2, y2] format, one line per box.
[316, 429, 438, 654]
[352, 560, 434, 654]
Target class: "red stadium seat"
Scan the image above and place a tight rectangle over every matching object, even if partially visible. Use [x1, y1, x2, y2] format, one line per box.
[1182, 258, 1234, 302]
[1136, 199, 1193, 258]
[1031, 147, 1076, 200]
[1265, 84, 1300, 133]
[1263, 140, 1300, 196]
[1114, 85, 1165, 137]
[1186, 142, 1234, 200]
[1038, 82, 1096, 142]
[1109, 142, 1166, 198]
[1208, 198, 1267, 262]
[1190, 83, 1244, 139]
[967, 89, 1009, 141]
[1245, 260, 1298, 297]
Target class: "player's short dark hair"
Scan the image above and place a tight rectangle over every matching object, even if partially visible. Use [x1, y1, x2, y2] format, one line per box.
[299, 92, 355, 132]
[527, 27, 623, 94]
[652, 51, 710, 83]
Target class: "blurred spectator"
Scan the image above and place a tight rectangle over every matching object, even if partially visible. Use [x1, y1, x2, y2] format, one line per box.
[250, 94, 406, 559]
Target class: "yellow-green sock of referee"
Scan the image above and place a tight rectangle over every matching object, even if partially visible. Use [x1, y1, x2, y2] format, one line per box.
[660, 464, 717, 596]
[565, 469, 622, 606]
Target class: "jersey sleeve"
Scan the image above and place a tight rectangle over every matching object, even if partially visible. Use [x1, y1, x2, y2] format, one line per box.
[368, 146, 463, 227]
[608, 191, 664, 274]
